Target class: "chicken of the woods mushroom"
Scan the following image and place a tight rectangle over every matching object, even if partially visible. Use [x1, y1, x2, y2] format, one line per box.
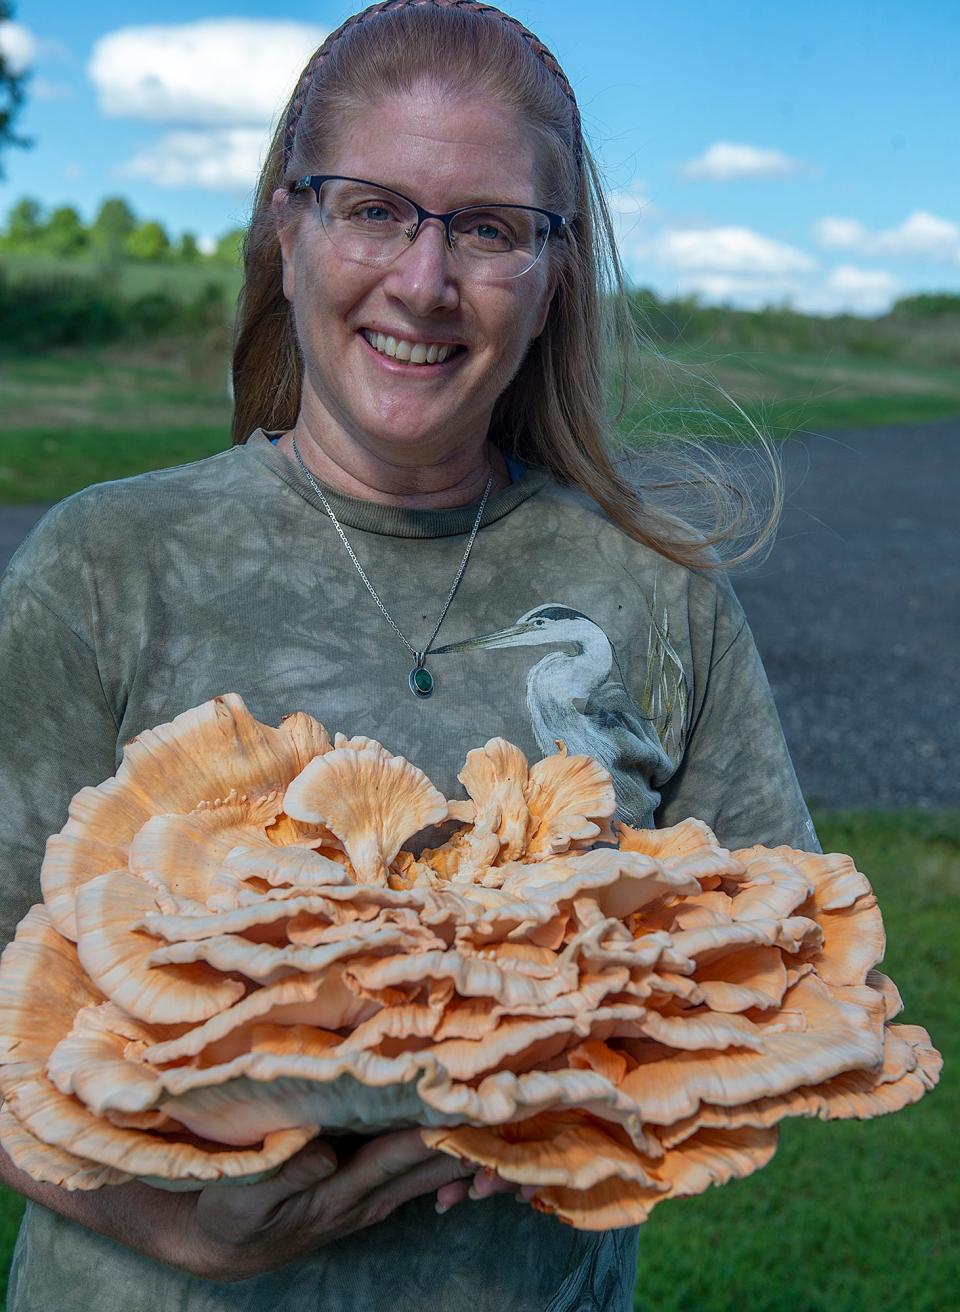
[0, 694, 941, 1229]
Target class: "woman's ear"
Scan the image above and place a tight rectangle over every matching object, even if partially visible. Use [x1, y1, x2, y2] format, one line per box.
[272, 188, 297, 302]
[531, 265, 559, 340]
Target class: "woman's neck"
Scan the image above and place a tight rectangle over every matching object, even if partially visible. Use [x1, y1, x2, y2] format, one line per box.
[276, 422, 512, 510]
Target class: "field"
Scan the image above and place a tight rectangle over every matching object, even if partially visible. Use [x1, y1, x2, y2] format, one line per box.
[0, 809, 952, 1306]
[2, 254, 960, 505]
[2, 334, 960, 505]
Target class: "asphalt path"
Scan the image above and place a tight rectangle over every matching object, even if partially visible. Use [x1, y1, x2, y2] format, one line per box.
[1, 417, 957, 810]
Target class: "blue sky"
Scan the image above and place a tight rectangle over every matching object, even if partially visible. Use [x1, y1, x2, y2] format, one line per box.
[2, 0, 959, 314]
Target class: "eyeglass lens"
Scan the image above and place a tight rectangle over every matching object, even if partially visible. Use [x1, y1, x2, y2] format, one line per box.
[317, 179, 549, 280]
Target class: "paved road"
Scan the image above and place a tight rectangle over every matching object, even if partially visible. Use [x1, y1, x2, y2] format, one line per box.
[2, 417, 957, 809]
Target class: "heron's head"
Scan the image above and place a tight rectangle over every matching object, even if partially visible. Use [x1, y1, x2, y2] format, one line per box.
[434, 604, 600, 655]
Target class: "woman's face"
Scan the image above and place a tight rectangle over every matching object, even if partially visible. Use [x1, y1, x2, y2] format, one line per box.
[275, 90, 557, 464]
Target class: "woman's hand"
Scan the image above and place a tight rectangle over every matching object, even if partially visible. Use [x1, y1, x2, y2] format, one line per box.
[435, 1163, 534, 1214]
[184, 1128, 487, 1282]
[0, 1131, 527, 1287]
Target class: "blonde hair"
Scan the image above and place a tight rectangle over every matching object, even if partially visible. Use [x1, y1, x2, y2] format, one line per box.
[231, 0, 781, 571]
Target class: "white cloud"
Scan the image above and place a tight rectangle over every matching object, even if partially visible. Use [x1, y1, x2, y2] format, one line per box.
[813, 210, 960, 263]
[88, 19, 328, 128]
[0, 20, 37, 73]
[651, 225, 816, 275]
[119, 127, 270, 190]
[790, 265, 901, 316]
[827, 264, 899, 298]
[197, 235, 217, 256]
[680, 141, 805, 182]
[873, 211, 959, 261]
[812, 217, 868, 248]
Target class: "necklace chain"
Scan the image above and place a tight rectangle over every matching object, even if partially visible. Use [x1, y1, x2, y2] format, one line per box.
[290, 434, 493, 692]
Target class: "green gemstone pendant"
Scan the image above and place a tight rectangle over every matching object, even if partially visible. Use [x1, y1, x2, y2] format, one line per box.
[409, 664, 434, 698]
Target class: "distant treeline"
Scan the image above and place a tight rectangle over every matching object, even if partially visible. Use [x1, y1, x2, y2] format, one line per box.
[2, 263, 959, 357]
[1, 190, 959, 358]
[0, 196, 244, 266]
[0, 268, 233, 352]
[630, 287, 960, 364]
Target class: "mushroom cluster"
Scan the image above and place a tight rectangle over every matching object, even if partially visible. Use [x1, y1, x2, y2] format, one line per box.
[0, 694, 941, 1228]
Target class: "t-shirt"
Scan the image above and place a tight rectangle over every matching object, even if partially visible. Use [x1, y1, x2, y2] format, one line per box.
[0, 431, 819, 1310]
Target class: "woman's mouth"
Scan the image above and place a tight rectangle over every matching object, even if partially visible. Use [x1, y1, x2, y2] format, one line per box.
[360, 329, 466, 367]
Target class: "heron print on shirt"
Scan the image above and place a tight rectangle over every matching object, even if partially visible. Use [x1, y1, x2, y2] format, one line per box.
[434, 600, 688, 827]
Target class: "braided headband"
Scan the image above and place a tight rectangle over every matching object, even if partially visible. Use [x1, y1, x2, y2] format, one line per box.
[281, 0, 582, 173]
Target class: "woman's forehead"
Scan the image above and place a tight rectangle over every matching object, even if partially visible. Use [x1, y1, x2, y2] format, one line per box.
[323, 92, 542, 208]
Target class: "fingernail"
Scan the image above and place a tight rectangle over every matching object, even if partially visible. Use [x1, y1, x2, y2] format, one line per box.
[467, 1186, 481, 1201]
[435, 1201, 449, 1215]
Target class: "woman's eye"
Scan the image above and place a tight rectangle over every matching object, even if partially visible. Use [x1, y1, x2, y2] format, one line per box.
[460, 213, 518, 249]
[356, 204, 393, 223]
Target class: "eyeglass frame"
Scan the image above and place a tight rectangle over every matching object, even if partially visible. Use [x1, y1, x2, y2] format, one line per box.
[288, 174, 567, 273]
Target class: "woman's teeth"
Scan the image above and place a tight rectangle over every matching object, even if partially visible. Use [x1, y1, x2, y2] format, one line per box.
[362, 330, 460, 365]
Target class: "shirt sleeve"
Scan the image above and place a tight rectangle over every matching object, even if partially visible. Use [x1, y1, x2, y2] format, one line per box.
[0, 523, 120, 952]
[655, 608, 821, 854]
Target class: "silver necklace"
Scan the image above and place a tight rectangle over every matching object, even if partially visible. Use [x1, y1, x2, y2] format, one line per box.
[290, 434, 493, 699]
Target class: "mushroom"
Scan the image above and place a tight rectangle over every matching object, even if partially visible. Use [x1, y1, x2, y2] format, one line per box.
[0, 697, 941, 1222]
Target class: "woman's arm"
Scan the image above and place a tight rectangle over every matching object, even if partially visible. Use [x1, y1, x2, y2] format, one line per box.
[0, 556, 121, 951]
[655, 608, 821, 852]
[0, 1131, 480, 1282]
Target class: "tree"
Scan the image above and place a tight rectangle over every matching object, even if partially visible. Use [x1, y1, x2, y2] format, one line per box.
[90, 196, 136, 256]
[43, 204, 88, 256]
[214, 226, 246, 265]
[891, 292, 960, 320]
[178, 231, 200, 263]
[124, 219, 170, 262]
[3, 194, 43, 248]
[0, 1, 31, 178]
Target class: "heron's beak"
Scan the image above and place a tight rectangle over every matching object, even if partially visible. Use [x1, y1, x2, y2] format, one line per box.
[433, 621, 539, 655]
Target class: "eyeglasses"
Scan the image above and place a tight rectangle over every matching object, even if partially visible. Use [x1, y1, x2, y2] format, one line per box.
[289, 174, 566, 282]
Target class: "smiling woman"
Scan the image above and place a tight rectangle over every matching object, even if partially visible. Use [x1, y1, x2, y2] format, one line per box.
[0, 2, 821, 1311]
[270, 92, 557, 501]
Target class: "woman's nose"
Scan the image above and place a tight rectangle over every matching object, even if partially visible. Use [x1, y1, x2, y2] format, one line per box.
[381, 218, 460, 314]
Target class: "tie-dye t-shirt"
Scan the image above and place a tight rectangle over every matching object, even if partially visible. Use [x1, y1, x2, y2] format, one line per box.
[0, 431, 819, 1311]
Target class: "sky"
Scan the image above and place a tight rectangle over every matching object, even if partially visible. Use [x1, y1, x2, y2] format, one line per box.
[2, 0, 959, 316]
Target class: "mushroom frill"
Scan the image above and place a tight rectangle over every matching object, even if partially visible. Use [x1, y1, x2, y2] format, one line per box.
[0, 694, 941, 1229]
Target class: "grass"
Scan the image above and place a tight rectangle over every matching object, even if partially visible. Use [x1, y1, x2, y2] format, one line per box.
[0, 342, 233, 503]
[1, 335, 959, 505]
[631, 808, 958, 1312]
[0, 810, 953, 1306]
[0, 252, 243, 304]
[622, 343, 960, 443]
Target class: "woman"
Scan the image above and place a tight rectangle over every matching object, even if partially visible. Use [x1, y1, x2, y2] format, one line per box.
[0, 2, 819, 1308]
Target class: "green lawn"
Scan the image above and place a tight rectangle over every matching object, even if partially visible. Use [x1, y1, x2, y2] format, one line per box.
[0, 810, 953, 1307]
[623, 342, 960, 442]
[631, 809, 957, 1312]
[1, 336, 960, 504]
[0, 343, 233, 503]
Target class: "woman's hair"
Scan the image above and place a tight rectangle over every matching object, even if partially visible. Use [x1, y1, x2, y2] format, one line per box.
[231, 0, 781, 571]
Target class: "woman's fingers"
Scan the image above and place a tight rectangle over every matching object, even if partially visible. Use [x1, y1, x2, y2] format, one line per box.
[436, 1162, 523, 1212]
[435, 1177, 471, 1212]
[468, 1166, 519, 1200]
[347, 1147, 477, 1229]
[262, 1136, 339, 1196]
[335, 1128, 453, 1197]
